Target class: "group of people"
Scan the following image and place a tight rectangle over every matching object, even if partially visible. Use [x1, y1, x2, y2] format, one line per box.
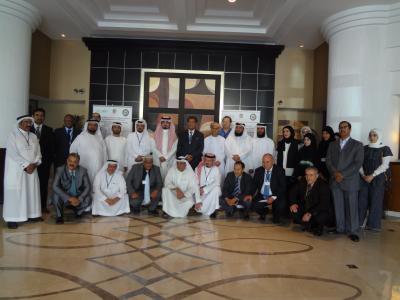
[2, 109, 392, 243]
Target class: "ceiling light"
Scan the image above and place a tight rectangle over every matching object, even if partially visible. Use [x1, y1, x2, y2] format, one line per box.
[60, 33, 66, 38]
[228, 0, 237, 3]
[299, 43, 304, 48]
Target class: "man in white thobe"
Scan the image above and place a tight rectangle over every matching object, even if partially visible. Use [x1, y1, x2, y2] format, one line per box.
[92, 112, 107, 139]
[92, 160, 130, 216]
[162, 157, 202, 218]
[152, 115, 178, 179]
[104, 122, 127, 171]
[249, 123, 275, 174]
[204, 122, 226, 184]
[125, 119, 154, 170]
[3, 115, 42, 229]
[70, 119, 107, 182]
[195, 153, 221, 218]
[225, 122, 252, 173]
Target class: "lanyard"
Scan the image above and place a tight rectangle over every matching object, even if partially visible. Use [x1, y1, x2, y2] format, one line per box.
[105, 174, 114, 188]
[203, 167, 211, 183]
[19, 130, 30, 146]
[136, 132, 144, 147]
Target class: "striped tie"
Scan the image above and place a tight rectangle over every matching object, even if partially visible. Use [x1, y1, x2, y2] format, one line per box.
[233, 176, 241, 197]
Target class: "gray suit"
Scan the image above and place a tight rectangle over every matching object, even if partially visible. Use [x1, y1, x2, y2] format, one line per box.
[326, 138, 364, 234]
[51, 165, 92, 218]
[126, 163, 163, 212]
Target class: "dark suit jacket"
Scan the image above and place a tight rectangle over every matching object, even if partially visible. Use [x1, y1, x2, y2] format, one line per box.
[126, 163, 163, 195]
[289, 177, 334, 218]
[52, 165, 91, 203]
[31, 124, 54, 167]
[253, 165, 286, 203]
[177, 130, 204, 169]
[326, 138, 364, 191]
[222, 171, 254, 201]
[54, 127, 81, 168]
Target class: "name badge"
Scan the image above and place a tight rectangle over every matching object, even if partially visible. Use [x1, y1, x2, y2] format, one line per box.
[24, 145, 33, 151]
[142, 180, 146, 185]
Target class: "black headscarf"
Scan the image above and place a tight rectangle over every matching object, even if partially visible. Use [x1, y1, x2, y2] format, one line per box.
[318, 126, 335, 158]
[277, 125, 296, 152]
[299, 133, 318, 162]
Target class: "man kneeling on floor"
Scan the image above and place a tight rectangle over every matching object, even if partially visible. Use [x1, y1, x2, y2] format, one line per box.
[289, 167, 335, 236]
[220, 161, 254, 220]
[51, 153, 92, 224]
[92, 160, 130, 216]
[126, 154, 162, 215]
[162, 157, 202, 218]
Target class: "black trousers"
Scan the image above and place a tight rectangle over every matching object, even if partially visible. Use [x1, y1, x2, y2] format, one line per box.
[219, 197, 252, 215]
[291, 205, 334, 229]
[37, 162, 51, 210]
[253, 197, 285, 220]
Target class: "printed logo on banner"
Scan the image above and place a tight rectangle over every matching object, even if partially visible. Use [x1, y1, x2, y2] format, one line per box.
[122, 109, 129, 117]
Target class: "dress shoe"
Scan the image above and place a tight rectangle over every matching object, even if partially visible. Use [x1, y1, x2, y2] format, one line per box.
[148, 210, 159, 216]
[133, 209, 141, 215]
[348, 234, 359, 242]
[258, 215, 266, 221]
[272, 216, 280, 224]
[7, 222, 18, 229]
[210, 211, 217, 219]
[56, 217, 64, 224]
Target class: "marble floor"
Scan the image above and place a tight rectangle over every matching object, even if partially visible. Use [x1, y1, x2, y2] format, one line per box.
[0, 210, 399, 300]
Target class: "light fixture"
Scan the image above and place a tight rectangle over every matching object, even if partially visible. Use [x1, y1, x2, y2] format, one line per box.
[228, 0, 237, 3]
[60, 33, 66, 38]
[299, 43, 304, 48]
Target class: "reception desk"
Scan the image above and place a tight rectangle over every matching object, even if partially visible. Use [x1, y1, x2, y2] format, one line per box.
[385, 161, 400, 212]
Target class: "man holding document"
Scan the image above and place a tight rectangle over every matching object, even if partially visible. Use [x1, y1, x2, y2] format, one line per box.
[253, 154, 286, 223]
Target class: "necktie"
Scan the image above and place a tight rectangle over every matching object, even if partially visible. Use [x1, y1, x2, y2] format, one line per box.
[189, 131, 193, 144]
[306, 184, 312, 198]
[143, 170, 150, 204]
[66, 128, 72, 145]
[233, 176, 241, 197]
[69, 172, 77, 196]
[35, 126, 41, 139]
[262, 171, 271, 198]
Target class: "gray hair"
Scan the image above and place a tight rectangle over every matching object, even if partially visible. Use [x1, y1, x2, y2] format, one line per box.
[305, 166, 319, 174]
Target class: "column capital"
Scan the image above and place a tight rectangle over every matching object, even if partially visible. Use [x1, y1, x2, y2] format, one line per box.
[0, 0, 41, 31]
[321, 3, 400, 42]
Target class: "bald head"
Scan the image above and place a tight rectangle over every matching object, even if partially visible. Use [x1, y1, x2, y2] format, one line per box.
[262, 153, 274, 171]
[210, 122, 220, 136]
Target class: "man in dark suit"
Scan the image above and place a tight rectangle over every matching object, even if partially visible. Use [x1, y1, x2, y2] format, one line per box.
[54, 114, 81, 169]
[51, 153, 92, 224]
[126, 155, 163, 215]
[31, 108, 54, 212]
[253, 154, 286, 223]
[220, 161, 254, 220]
[289, 167, 335, 235]
[326, 121, 364, 242]
[177, 116, 204, 169]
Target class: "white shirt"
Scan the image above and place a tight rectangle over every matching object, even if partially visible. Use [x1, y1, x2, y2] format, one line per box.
[340, 136, 351, 150]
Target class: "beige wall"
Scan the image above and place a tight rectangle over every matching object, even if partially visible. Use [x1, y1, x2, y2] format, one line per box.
[42, 40, 90, 128]
[30, 30, 51, 98]
[273, 45, 328, 140]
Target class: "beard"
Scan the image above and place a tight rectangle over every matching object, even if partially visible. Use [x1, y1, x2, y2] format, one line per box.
[87, 129, 97, 134]
[234, 131, 243, 137]
[257, 132, 265, 138]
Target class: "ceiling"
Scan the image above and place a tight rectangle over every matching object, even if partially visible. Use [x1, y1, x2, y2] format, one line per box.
[26, 0, 399, 49]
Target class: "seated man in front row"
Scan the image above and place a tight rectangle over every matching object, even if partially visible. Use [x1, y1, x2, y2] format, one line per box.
[253, 154, 286, 224]
[289, 167, 335, 236]
[92, 160, 130, 216]
[220, 161, 254, 220]
[126, 155, 163, 215]
[51, 153, 91, 224]
[195, 153, 221, 218]
[162, 157, 202, 218]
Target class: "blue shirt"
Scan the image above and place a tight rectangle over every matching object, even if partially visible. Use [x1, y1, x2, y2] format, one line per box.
[219, 128, 231, 139]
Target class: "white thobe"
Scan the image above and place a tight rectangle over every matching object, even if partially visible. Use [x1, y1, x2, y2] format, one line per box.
[70, 133, 107, 183]
[125, 132, 154, 169]
[92, 171, 130, 216]
[250, 137, 275, 171]
[204, 135, 226, 183]
[196, 166, 221, 216]
[105, 135, 127, 166]
[225, 134, 253, 173]
[162, 168, 201, 218]
[3, 129, 42, 222]
[153, 130, 178, 179]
